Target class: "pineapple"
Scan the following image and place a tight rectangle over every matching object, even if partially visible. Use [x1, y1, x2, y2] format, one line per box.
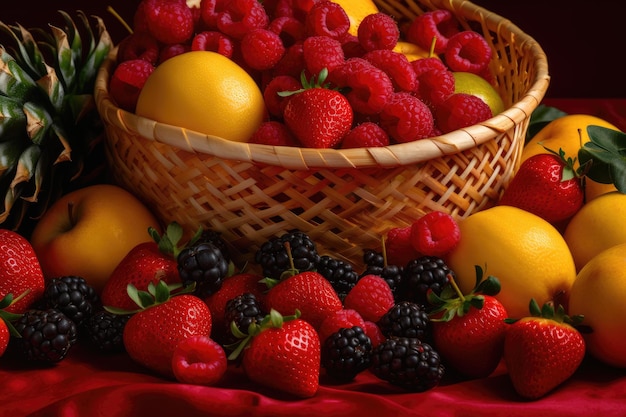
[0, 10, 112, 234]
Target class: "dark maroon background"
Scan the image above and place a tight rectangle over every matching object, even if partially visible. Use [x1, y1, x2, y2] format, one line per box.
[1, 0, 623, 98]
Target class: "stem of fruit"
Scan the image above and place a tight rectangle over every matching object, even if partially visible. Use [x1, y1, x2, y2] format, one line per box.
[447, 273, 465, 302]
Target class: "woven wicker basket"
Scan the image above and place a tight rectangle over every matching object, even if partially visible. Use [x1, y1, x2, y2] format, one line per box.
[94, 0, 549, 267]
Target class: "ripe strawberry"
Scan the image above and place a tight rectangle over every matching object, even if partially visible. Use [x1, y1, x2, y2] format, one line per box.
[113, 281, 212, 378]
[343, 274, 395, 323]
[429, 266, 508, 379]
[263, 271, 343, 330]
[281, 69, 353, 148]
[230, 309, 320, 398]
[0, 293, 23, 357]
[498, 148, 584, 225]
[0, 229, 45, 313]
[503, 299, 586, 400]
[101, 222, 196, 311]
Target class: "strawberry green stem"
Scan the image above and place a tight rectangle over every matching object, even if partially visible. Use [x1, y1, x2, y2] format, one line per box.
[447, 273, 466, 302]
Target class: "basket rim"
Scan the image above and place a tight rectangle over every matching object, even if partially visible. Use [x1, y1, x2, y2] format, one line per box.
[94, 0, 550, 170]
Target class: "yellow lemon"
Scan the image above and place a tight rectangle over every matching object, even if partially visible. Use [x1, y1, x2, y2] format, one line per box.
[333, 0, 379, 36]
[393, 41, 434, 62]
[569, 242, 626, 368]
[522, 114, 622, 201]
[136, 51, 266, 143]
[445, 205, 577, 319]
[452, 71, 505, 116]
[563, 191, 626, 271]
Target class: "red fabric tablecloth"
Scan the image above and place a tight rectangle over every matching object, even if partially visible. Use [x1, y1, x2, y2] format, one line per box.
[2, 99, 626, 417]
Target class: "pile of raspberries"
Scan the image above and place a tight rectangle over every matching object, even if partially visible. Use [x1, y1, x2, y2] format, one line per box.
[110, 0, 497, 148]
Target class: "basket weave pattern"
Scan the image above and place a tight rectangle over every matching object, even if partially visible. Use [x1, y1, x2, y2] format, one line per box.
[95, 0, 549, 266]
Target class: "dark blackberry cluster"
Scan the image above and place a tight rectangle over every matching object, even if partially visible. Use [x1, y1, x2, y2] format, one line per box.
[316, 255, 360, 300]
[401, 256, 454, 310]
[41, 276, 100, 327]
[85, 310, 131, 353]
[255, 230, 320, 279]
[361, 250, 403, 299]
[370, 337, 445, 392]
[378, 301, 431, 342]
[196, 229, 231, 262]
[223, 293, 265, 345]
[12, 308, 78, 363]
[322, 326, 372, 381]
[178, 242, 229, 298]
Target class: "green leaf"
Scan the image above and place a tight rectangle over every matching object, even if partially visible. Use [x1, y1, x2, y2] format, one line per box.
[154, 281, 171, 304]
[475, 275, 501, 296]
[578, 125, 626, 193]
[526, 105, 568, 143]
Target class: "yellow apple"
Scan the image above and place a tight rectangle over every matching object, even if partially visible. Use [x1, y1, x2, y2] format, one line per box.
[30, 184, 162, 293]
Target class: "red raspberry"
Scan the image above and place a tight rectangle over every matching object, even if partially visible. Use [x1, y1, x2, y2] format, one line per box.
[410, 56, 447, 78]
[272, 42, 306, 78]
[199, 0, 229, 29]
[263, 75, 301, 117]
[357, 12, 400, 52]
[328, 57, 373, 86]
[341, 122, 389, 148]
[343, 66, 394, 115]
[363, 321, 385, 348]
[117, 32, 160, 65]
[171, 335, 227, 386]
[379, 92, 434, 143]
[409, 211, 460, 257]
[339, 32, 367, 59]
[444, 30, 492, 75]
[268, 16, 306, 47]
[109, 59, 155, 112]
[274, 0, 320, 23]
[217, 0, 270, 39]
[241, 28, 286, 70]
[406, 9, 460, 54]
[318, 308, 366, 344]
[434, 92, 493, 134]
[363, 49, 417, 92]
[414, 68, 455, 107]
[191, 31, 235, 57]
[158, 43, 191, 63]
[343, 275, 395, 323]
[385, 225, 420, 266]
[144, 0, 195, 45]
[302, 35, 345, 75]
[133, 0, 151, 34]
[305, 0, 350, 39]
[250, 121, 300, 146]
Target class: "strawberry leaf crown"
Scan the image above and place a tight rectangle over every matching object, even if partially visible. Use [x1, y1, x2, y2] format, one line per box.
[428, 265, 501, 322]
[505, 298, 585, 328]
[104, 280, 196, 315]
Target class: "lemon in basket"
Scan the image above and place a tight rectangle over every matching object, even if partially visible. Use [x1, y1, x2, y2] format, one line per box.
[333, 0, 379, 35]
[135, 51, 266, 143]
[452, 71, 505, 116]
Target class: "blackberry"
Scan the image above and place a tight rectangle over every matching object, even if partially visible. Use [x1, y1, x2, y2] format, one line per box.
[255, 230, 320, 279]
[178, 242, 229, 298]
[85, 310, 131, 353]
[316, 255, 360, 300]
[42, 276, 100, 327]
[370, 337, 444, 392]
[322, 326, 372, 381]
[363, 249, 384, 267]
[13, 308, 78, 362]
[402, 256, 454, 310]
[222, 292, 265, 345]
[378, 301, 431, 342]
[197, 229, 231, 262]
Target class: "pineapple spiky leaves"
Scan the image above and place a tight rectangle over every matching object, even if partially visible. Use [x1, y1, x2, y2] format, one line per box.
[0, 10, 112, 234]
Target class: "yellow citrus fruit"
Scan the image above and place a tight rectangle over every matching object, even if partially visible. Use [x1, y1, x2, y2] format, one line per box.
[393, 41, 434, 62]
[136, 51, 266, 143]
[452, 72, 505, 116]
[522, 114, 622, 201]
[563, 191, 626, 271]
[445, 205, 577, 319]
[333, 0, 379, 36]
[569, 242, 626, 368]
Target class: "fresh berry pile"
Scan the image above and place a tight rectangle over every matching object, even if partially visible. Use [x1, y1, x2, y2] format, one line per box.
[110, 0, 498, 148]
